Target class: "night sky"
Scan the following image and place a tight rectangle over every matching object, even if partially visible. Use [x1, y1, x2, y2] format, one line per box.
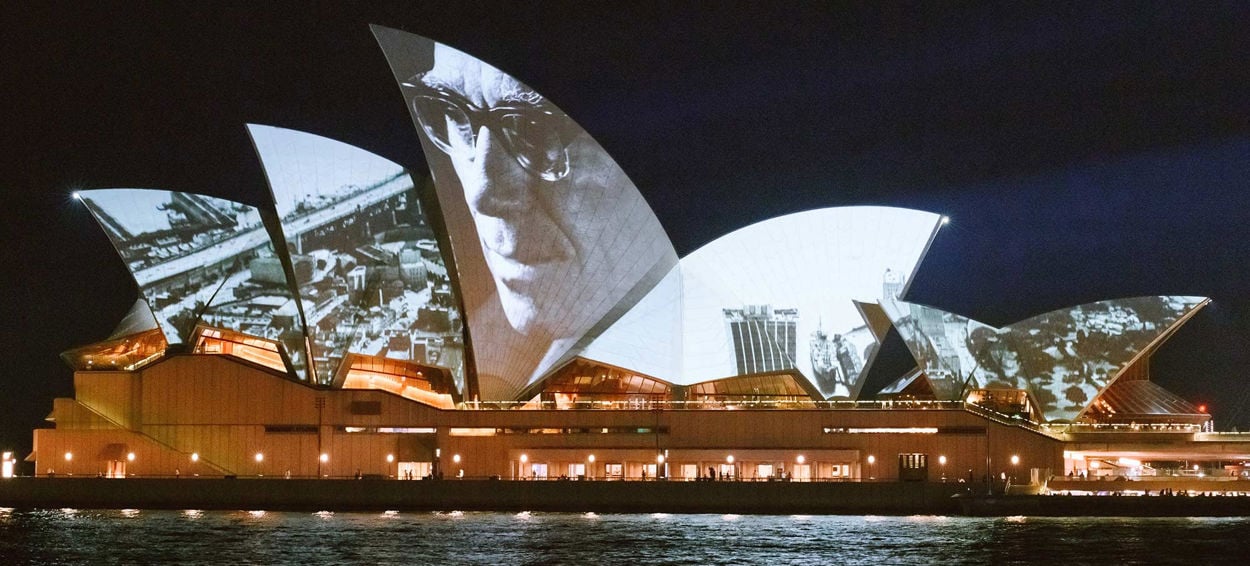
[2, 2, 1249, 458]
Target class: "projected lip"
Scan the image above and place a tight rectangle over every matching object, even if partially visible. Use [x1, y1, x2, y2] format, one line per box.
[481, 238, 572, 291]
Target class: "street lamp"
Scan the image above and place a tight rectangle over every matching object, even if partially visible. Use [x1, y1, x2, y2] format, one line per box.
[520, 453, 528, 479]
[938, 455, 948, 482]
[587, 454, 595, 479]
[866, 454, 876, 480]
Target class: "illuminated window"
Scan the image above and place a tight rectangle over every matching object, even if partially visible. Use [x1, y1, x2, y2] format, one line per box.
[340, 354, 457, 409]
[193, 326, 287, 374]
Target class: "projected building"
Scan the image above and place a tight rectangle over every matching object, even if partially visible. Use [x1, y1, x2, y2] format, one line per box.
[724, 305, 799, 375]
[28, 27, 1249, 489]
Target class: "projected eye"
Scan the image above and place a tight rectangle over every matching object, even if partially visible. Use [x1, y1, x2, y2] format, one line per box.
[412, 95, 474, 156]
[500, 113, 569, 182]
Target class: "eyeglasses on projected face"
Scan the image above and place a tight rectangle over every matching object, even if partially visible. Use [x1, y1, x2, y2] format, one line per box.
[404, 73, 577, 182]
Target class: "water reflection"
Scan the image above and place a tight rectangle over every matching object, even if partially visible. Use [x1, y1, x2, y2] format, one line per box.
[0, 511, 1246, 564]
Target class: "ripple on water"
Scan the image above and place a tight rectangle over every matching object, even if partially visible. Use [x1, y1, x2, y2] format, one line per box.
[0, 511, 1248, 564]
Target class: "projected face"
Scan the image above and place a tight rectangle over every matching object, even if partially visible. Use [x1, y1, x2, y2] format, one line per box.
[410, 45, 631, 338]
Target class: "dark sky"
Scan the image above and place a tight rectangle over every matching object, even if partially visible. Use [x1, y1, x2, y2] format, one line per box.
[2, 2, 1249, 456]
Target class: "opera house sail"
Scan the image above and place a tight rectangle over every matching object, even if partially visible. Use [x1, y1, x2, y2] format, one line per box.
[77, 189, 312, 380]
[880, 296, 1209, 422]
[248, 124, 465, 400]
[372, 26, 680, 401]
[581, 207, 942, 400]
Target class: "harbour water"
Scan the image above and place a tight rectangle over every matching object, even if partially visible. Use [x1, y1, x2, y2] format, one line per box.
[1, 507, 1245, 564]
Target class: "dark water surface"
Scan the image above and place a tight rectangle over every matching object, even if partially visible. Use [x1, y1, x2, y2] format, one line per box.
[0, 507, 1244, 564]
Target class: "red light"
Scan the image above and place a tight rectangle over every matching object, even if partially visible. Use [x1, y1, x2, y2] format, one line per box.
[1198, 404, 1208, 413]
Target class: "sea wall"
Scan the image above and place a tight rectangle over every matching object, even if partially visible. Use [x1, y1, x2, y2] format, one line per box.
[0, 478, 969, 515]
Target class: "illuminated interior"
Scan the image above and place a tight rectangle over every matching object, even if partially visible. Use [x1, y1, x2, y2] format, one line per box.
[965, 388, 1041, 421]
[532, 359, 672, 409]
[1081, 379, 1210, 425]
[339, 354, 457, 409]
[192, 325, 289, 375]
[684, 372, 819, 407]
[60, 328, 166, 371]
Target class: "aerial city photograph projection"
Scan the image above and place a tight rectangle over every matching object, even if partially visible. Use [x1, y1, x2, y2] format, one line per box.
[77, 189, 311, 379]
[249, 124, 465, 391]
[882, 296, 1208, 421]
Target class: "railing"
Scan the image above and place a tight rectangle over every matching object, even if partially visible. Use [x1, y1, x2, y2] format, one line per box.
[23, 474, 925, 483]
[1044, 422, 1204, 434]
[455, 399, 970, 411]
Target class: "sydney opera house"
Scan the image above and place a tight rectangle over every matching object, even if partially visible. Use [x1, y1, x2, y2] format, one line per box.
[26, 27, 1250, 488]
